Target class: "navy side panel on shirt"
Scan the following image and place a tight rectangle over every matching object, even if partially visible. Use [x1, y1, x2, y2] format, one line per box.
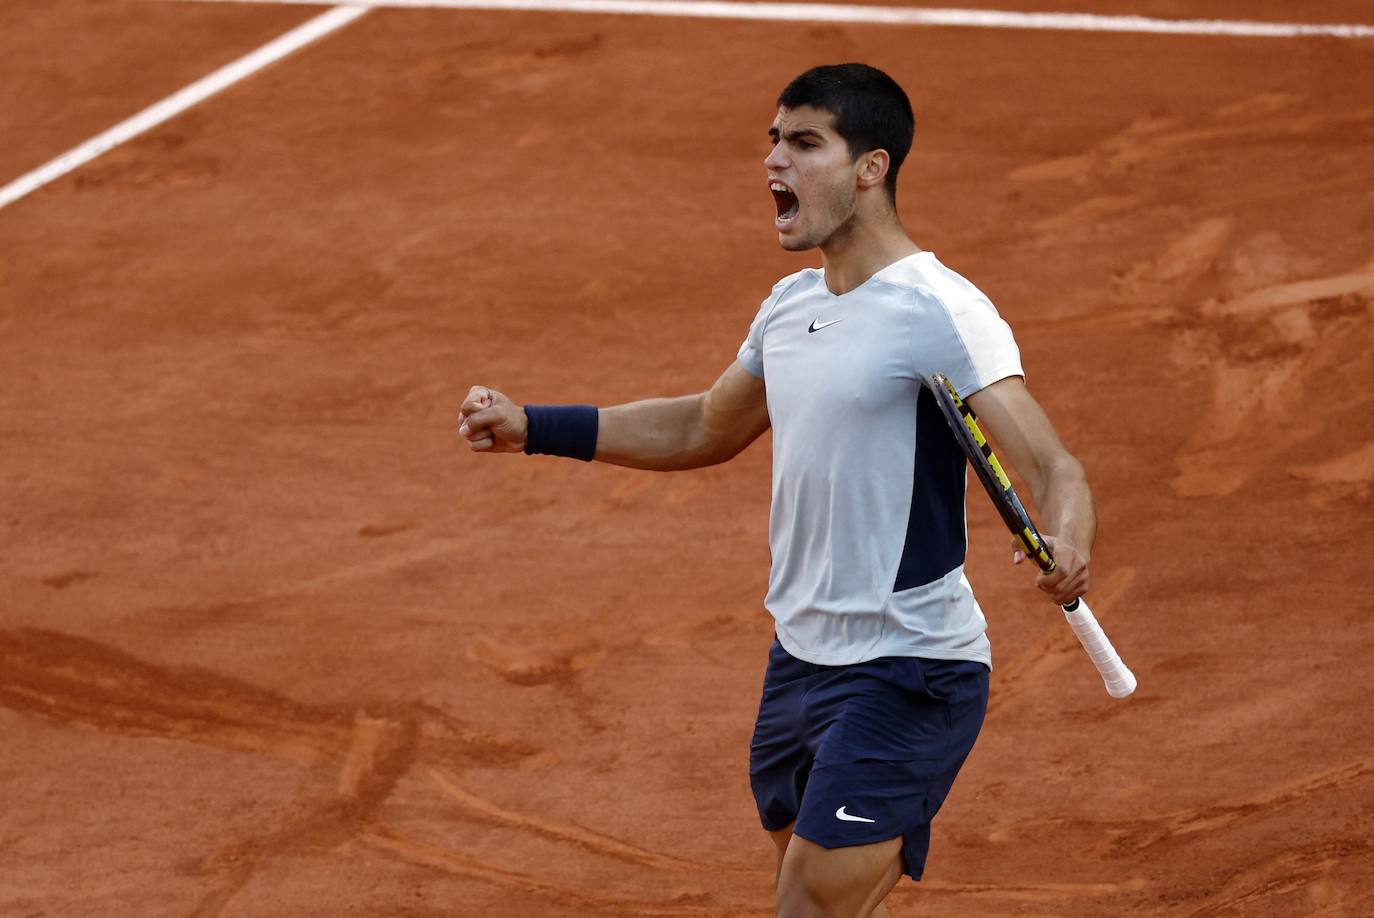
[893, 386, 968, 592]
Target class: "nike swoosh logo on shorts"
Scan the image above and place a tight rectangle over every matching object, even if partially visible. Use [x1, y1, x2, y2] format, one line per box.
[808, 318, 843, 333]
[835, 806, 876, 823]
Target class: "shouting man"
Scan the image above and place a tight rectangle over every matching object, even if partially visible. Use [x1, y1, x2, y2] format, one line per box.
[458, 63, 1095, 917]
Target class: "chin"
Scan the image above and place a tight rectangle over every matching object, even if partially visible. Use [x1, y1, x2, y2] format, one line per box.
[776, 227, 822, 252]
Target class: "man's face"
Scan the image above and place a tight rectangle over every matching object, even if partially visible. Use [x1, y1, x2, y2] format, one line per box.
[765, 106, 859, 251]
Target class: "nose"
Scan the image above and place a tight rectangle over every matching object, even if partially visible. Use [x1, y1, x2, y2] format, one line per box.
[764, 142, 788, 171]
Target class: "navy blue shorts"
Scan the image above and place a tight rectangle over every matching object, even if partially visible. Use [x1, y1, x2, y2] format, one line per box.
[748, 639, 989, 880]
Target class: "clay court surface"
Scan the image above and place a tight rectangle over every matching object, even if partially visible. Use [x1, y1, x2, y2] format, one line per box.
[3, 1, 1373, 915]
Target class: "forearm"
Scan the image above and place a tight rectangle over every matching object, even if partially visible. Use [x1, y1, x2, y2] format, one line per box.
[593, 395, 717, 471]
[512, 362, 765, 470]
[1030, 454, 1097, 554]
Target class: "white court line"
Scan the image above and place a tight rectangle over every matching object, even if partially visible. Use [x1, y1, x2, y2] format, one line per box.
[4, 2, 1367, 212]
[174, 0, 1374, 39]
[0, 4, 368, 212]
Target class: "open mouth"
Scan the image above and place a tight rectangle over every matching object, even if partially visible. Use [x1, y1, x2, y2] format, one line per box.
[770, 180, 799, 225]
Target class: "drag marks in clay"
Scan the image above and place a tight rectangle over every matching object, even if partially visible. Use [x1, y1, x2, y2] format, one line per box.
[1182, 835, 1374, 917]
[1166, 257, 1374, 498]
[427, 767, 754, 874]
[1011, 95, 1374, 188]
[987, 567, 1137, 718]
[360, 827, 744, 917]
[1108, 759, 1374, 856]
[0, 627, 764, 914]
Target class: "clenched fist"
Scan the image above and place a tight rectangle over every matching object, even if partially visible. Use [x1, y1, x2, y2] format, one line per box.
[458, 386, 527, 453]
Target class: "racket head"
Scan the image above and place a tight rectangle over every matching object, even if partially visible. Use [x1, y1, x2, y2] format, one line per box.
[927, 373, 1056, 574]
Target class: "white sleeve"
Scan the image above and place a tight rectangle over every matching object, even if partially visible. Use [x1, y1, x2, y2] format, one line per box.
[737, 277, 795, 379]
[939, 291, 1023, 397]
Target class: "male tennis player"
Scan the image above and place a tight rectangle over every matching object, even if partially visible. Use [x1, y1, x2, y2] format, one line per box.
[458, 64, 1095, 918]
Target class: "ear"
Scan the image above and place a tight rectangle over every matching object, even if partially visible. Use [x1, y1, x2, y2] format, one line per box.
[855, 149, 891, 190]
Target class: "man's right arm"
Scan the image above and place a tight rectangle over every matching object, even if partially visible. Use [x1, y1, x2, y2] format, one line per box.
[458, 360, 769, 471]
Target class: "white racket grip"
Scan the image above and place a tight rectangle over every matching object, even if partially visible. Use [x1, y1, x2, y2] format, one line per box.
[1062, 598, 1136, 698]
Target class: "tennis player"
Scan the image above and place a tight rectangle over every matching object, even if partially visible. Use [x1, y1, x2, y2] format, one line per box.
[458, 63, 1095, 918]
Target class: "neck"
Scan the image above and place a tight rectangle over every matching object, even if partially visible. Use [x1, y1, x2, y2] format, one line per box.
[818, 204, 921, 296]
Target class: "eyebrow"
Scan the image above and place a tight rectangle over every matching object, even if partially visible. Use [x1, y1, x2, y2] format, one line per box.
[769, 126, 825, 142]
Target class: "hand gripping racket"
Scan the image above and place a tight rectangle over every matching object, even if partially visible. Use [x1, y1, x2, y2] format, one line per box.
[929, 373, 1137, 699]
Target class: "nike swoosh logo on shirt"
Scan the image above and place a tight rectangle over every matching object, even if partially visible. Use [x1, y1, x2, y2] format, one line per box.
[808, 318, 844, 333]
[835, 806, 876, 823]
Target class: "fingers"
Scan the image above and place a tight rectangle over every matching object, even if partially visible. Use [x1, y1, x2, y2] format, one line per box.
[457, 385, 529, 457]
[459, 406, 501, 444]
[458, 403, 496, 450]
[458, 383, 499, 440]
[459, 386, 495, 419]
[1030, 534, 1089, 605]
[1010, 535, 1025, 565]
[1036, 566, 1089, 606]
[1035, 565, 1065, 594]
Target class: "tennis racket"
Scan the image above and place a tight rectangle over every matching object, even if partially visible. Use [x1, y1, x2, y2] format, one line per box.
[928, 373, 1136, 699]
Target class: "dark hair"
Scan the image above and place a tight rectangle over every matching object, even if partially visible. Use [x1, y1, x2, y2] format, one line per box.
[778, 63, 915, 199]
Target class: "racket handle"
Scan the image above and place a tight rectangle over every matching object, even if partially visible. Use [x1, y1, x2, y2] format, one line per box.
[1061, 598, 1137, 699]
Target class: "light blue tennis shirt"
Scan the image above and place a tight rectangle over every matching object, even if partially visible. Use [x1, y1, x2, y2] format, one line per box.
[737, 251, 1023, 667]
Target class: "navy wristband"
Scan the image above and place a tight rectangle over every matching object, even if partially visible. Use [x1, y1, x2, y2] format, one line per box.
[523, 404, 599, 462]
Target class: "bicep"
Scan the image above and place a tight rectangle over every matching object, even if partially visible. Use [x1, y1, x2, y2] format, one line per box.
[964, 376, 1071, 492]
[699, 360, 770, 457]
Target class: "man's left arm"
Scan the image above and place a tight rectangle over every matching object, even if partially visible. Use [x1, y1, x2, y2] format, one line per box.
[964, 375, 1095, 606]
